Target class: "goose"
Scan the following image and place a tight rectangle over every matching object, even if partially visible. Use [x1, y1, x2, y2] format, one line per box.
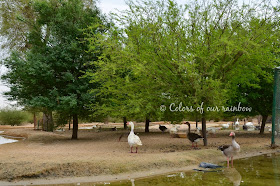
[196, 127, 204, 136]
[234, 119, 240, 130]
[235, 119, 240, 126]
[222, 123, 230, 129]
[244, 122, 254, 131]
[245, 122, 254, 127]
[218, 132, 240, 168]
[196, 126, 209, 136]
[185, 122, 203, 148]
[207, 127, 221, 137]
[169, 124, 180, 138]
[159, 125, 168, 132]
[127, 122, 142, 153]
[196, 126, 202, 131]
[169, 124, 180, 134]
[197, 127, 220, 137]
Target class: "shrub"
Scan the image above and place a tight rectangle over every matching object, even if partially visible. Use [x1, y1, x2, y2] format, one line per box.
[0, 109, 30, 126]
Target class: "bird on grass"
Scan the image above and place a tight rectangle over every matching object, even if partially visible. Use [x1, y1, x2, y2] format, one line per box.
[185, 122, 203, 148]
[218, 132, 240, 168]
[127, 122, 142, 153]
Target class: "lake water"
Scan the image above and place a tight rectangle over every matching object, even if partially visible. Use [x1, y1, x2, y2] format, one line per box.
[27, 152, 280, 186]
[93, 153, 280, 186]
[0, 131, 18, 145]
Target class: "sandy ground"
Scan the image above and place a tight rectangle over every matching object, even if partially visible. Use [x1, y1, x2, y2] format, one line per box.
[0, 121, 278, 185]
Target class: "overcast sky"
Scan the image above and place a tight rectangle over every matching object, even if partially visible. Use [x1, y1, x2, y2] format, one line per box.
[97, 0, 128, 14]
[97, 0, 186, 14]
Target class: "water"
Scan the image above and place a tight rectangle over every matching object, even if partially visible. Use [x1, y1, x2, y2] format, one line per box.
[0, 131, 18, 145]
[92, 153, 280, 186]
[7, 153, 280, 186]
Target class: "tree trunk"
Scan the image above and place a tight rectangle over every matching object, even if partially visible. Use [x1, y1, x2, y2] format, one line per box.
[145, 117, 150, 133]
[72, 114, 78, 140]
[202, 117, 207, 146]
[123, 117, 127, 129]
[33, 112, 37, 130]
[260, 115, 268, 135]
[42, 111, 53, 132]
[195, 115, 198, 129]
[69, 116, 71, 130]
[258, 115, 261, 125]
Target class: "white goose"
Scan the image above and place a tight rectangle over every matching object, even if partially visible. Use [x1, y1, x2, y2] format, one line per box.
[127, 122, 142, 153]
[169, 124, 180, 134]
[235, 118, 240, 126]
[207, 127, 221, 137]
[243, 122, 254, 131]
[222, 123, 230, 129]
[234, 118, 240, 130]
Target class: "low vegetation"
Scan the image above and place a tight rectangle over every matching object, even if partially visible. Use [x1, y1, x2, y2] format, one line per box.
[0, 109, 32, 126]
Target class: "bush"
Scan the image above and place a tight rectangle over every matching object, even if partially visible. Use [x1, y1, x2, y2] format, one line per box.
[0, 109, 30, 126]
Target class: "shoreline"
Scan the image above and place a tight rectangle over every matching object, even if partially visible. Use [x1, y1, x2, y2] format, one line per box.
[1, 149, 278, 186]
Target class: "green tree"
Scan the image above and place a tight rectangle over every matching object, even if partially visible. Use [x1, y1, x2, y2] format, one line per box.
[0, 0, 36, 51]
[181, 0, 279, 145]
[1, 0, 107, 139]
[86, 0, 190, 131]
[87, 0, 280, 146]
[231, 66, 279, 134]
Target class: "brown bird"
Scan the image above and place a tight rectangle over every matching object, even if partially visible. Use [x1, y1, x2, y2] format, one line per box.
[185, 122, 203, 148]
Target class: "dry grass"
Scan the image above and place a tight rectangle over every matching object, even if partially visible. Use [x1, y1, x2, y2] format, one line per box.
[0, 123, 277, 183]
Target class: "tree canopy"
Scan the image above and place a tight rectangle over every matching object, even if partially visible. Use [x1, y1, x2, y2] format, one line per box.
[1, 0, 279, 144]
[1, 0, 108, 139]
[86, 0, 280, 145]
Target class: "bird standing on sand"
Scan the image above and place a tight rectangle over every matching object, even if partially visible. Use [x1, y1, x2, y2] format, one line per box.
[159, 125, 168, 132]
[186, 122, 203, 148]
[222, 123, 230, 129]
[170, 124, 180, 134]
[218, 132, 240, 168]
[127, 122, 142, 153]
[235, 118, 240, 130]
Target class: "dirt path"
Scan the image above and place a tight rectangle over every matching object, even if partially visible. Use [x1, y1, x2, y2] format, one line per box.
[0, 123, 278, 185]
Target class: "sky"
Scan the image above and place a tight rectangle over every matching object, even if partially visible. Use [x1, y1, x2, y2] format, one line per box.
[97, 0, 128, 14]
[97, 0, 186, 14]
